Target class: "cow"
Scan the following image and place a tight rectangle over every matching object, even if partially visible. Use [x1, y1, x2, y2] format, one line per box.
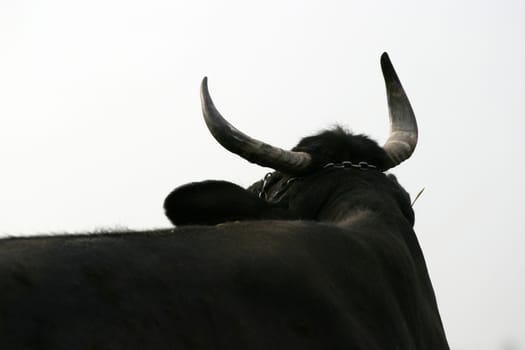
[0, 53, 449, 350]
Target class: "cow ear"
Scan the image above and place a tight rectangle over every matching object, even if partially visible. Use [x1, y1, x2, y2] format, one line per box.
[164, 180, 288, 226]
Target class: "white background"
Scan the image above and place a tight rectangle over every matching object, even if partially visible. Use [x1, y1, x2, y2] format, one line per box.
[1, 1, 524, 349]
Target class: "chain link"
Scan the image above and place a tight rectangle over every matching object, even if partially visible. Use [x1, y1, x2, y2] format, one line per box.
[258, 172, 274, 199]
[259, 161, 378, 200]
[323, 161, 377, 170]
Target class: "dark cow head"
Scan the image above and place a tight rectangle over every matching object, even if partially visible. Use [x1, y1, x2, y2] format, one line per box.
[164, 53, 417, 228]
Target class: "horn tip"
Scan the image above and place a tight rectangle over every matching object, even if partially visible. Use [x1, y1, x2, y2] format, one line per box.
[380, 52, 400, 84]
[200, 77, 212, 111]
[380, 52, 391, 69]
[200, 77, 210, 101]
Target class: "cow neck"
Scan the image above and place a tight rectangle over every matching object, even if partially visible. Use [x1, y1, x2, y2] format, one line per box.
[258, 161, 379, 201]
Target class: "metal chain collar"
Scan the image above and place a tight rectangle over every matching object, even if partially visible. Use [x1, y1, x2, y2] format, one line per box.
[322, 161, 377, 170]
[258, 161, 378, 200]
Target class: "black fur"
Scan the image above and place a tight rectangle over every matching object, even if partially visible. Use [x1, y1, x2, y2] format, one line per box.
[165, 128, 404, 227]
[164, 180, 290, 225]
[158, 127, 449, 349]
[292, 126, 392, 171]
[0, 128, 449, 349]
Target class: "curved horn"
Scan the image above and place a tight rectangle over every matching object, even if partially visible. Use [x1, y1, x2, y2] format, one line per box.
[200, 77, 312, 174]
[380, 53, 418, 169]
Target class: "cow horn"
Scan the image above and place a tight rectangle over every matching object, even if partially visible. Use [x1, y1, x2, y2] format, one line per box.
[200, 77, 312, 174]
[380, 53, 418, 169]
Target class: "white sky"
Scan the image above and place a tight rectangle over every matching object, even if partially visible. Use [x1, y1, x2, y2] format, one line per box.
[1, 1, 524, 349]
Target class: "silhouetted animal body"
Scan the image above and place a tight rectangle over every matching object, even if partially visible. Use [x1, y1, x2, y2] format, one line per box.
[0, 53, 449, 350]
